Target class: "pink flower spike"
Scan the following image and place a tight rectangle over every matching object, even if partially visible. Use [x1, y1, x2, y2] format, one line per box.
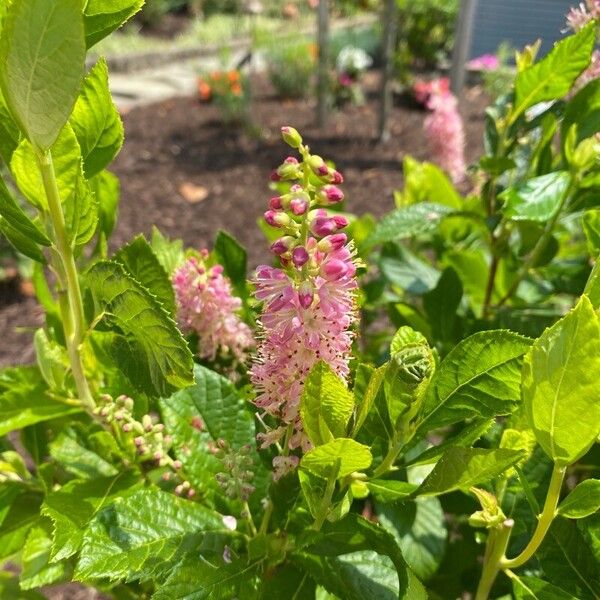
[292, 246, 309, 268]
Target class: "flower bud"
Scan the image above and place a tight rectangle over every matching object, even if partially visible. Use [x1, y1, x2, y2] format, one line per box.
[319, 185, 344, 204]
[269, 196, 283, 210]
[289, 197, 308, 215]
[332, 215, 349, 229]
[173, 460, 183, 470]
[281, 126, 302, 148]
[264, 210, 291, 228]
[321, 259, 349, 280]
[308, 155, 328, 176]
[310, 217, 337, 237]
[330, 169, 344, 184]
[270, 236, 296, 256]
[122, 423, 132, 433]
[317, 233, 347, 252]
[298, 281, 314, 308]
[291, 246, 309, 268]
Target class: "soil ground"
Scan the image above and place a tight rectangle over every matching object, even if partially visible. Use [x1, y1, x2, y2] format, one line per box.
[0, 71, 487, 369]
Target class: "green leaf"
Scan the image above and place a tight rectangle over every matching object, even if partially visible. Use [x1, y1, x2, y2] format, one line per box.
[85, 260, 194, 396]
[300, 438, 372, 479]
[443, 249, 489, 310]
[70, 58, 124, 178]
[584, 261, 600, 309]
[0, 0, 86, 151]
[377, 497, 446, 581]
[42, 471, 142, 562]
[0, 93, 20, 165]
[0, 490, 42, 561]
[20, 523, 68, 590]
[366, 203, 454, 247]
[300, 361, 355, 446]
[513, 23, 595, 121]
[75, 488, 226, 582]
[523, 296, 600, 465]
[84, 0, 144, 49]
[214, 230, 248, 299]
[416, 331, 532, 435]
[34, 328, 68, 390]
[0, 367, 79, 436]
[63, 173, 99, 249]
[0, 571, 45, 600]
[511, 574, 577, 600]
[0, 216, 46, 262]
[114, 234, 176, 315]
[379, 243, 440, 295]
[539, 519, 600, 599]
[49, 427, 118, 479]
[366, 480, 418, 503]
[562, 78, 600, 151]
[353, 364, 385, 436]
[583, 210, 600, 256]
[151, 226, 185, 274]
[423, 267, 462, 344]
[153, 556, 261, 600]
[416, 447, 524, 497]
[558, 479, 600, 519]
[501, 172, 571, 222]
[0, 177, 49, 246]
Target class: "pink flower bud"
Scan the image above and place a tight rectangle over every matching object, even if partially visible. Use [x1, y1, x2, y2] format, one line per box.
[281, 126, 303, 148]
[264, 210, 290, 228]
[283, 156, 299, 164]
[269, 196, 283, 209]
[308, 155, 327, 176]
[320, 185, 344, 203]
[292, 246, 309, 267]
[298, 281, 314, 308]
[173, 460, 183, 470]
[321, 259, 349, 280]
[332, 215, 349, 229]
[270, 170, 281, 182]
[290, 197, 308, 215]
[330, 170, 344, 184]
[270, 236, 295, 255]
[311, 217, 336, 237]
[318, 233, 347, 252]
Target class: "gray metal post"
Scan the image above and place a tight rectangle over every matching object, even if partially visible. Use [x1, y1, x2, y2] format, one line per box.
[316, 0, 330, 128]
[450, 0, 479, 97]
[378, 0, 398, 143]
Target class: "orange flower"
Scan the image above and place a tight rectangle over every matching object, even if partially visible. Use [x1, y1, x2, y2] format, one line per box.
[198, 79, 211, 101]
[228, 70, 240, 83]
[231, 82, 243, 96]
[308, 42, 318, 61]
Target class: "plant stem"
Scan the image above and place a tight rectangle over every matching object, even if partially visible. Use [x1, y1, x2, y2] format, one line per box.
[36, 149, 94, 410]
[242, 501, 258, 536]
[475, 519, 514, 600]
[312, 464, 338, 531]
[372, 423, 407, 478]
[258, 499, 274, 535]
[482, 254, 499, 319]
[501, 464, 565, 570]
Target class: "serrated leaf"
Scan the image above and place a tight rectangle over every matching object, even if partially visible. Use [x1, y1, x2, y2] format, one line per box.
[20, 523, 68, 590]
[416, 331, 532, 435]
[301, 361, 355, 446]
[523, 296, 600, 465]
[42, 471, 142, 562]
[150, 226, 185, 274]
[34, 328, 68, 390]
[501, 172, 571, 222]
[366, 480, 418, 503]
[0, 490, 42, 561]
[63, 173, 99, 248]
[214, 229, 248, 299]
[0, 216, 46, 262]
[75, 488, 226, 582]
[300, 438, 372, 479]
[0, 177, 49, 246]
[557, 479, 600, 519]
[366, 203, 454, 247]
[511, 574, 577, 600]
[71, 58, 124, 178]
[416, 447, 524, 496]
[513, 23, 595, 121]
[85, 260, 194, 396]
[91, 170, 120, 243]
[84, 0, 145, 48]
[115, 234, 176, 315]
[377, 497, 446, 581]
[0, 0, 86, 151]
[0, 366, 80, 436]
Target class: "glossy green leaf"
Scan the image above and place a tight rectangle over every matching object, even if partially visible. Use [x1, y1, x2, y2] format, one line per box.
[583, 209, 600, 256]
[511, 574, 577, 600]
[366, 203, 454, 247]
[0, 0, 86, 151]
[84, 0, 145, 48]
[416, 331, 532, 435]
[42, 471, 142, 562]
[416, 447, 524, 496]
[301, 361, 354, 446]
[71, 58, 124, 178]
[584, 262, 600, 309]
[0, 367, 79, 436]
[513, 23, 595, 120]
[151, 226, 185, 274]
[63, 172, 99, 249]
[380, 243, 440, 295]
[34, 329, 68, 390]
[423, 267, 462, 344]
[75, 488, 226, 582]
[562, 78, 600, 150]
[0, 490, 43, 561]
[214, 229, 248, 299]
[366, 480, 418, 503]
[114, 234, 176, 315]
[353, 364, 385, 436]
[523, 296, 600, 465]
[558, 479, 600, 519]
[91, 170, 120, 243]
[377, 497, 446, 580]
[20, 523, 68, 590]
[501, 172, 571, 222]
[0, 93, 20, 165]
[0, 216, 46, 262]
[85, 260, 194, 396]
[301, 438, 372, 479]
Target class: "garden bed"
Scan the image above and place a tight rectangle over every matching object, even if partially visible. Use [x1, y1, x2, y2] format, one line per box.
[0, 71, 488, 368]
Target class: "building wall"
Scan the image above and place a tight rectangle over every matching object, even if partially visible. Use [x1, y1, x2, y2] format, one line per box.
[469, 0, 575, 58]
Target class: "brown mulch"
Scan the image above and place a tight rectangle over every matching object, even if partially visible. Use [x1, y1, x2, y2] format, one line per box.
[0, 71, 488, 369]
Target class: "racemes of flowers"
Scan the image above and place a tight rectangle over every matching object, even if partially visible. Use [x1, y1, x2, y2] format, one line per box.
[250, 127, 358, 479]
[173, 251, 254, 368]
[565, 0, 600, 31]
[422, 79, 466, 184]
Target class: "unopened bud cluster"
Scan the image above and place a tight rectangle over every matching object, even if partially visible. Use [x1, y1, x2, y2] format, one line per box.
[95, 394, 194, 497]
[212, 439, 255, 502]
[251, 127, 358, 461]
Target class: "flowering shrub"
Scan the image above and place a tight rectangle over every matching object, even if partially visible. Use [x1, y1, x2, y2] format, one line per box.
[0, 2, 599, 600]
[197, 69, 249, 123]
[333, 45, 372, 106]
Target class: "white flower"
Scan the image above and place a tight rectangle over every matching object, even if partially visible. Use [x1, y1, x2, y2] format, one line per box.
[336, 46, 372, 74]
[222, 515, 237, 530]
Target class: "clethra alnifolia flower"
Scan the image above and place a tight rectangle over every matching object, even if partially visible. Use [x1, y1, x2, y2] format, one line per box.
[173, 251, 254, 366]
[251, 127, 358, 468]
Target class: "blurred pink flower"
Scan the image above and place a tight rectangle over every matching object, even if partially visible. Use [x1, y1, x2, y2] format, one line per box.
[565, 0, 600, 31]
[413, 77, 450, 106]
[467, 54, 500, 71]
